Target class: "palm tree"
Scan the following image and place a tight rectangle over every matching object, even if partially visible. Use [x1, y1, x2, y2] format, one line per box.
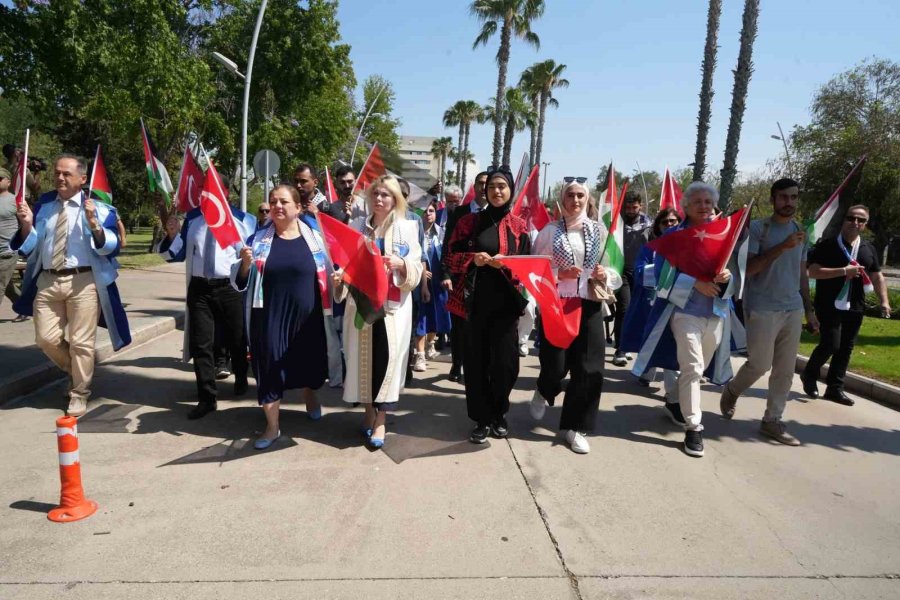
[518, 66, 542, 168]
[431, 136, 454, 191]
[471, 0, 544, 166]
[719, 0, 760, 208]
[458, 100, 484, 187]
[530, 59, 569, 169]
[500, 87, 533, 165]
[443, 102, 467, 184]
[692, 0, 722, 182]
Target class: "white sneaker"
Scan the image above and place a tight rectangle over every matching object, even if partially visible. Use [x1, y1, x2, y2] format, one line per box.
[67, 396, 88, 418]
[412, 352, 427, 372]
[565, 430, 590, 454]
[425, 343, 439, 360]
[518, 343, 528, 357]
[625, 352, 633, 361]
[529, 389, 546, 420]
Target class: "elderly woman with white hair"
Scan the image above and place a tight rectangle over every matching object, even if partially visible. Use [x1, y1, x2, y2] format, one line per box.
[631, 182, 737, 459]
[529, 177, 613, 454]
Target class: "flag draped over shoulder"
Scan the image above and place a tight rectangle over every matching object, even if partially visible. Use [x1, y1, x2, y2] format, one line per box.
[647, 207, 750, 282]
[353, 144, 386, 194]
[659, 166, 683, 215]
[200, 158, 242, 248]
[511, 164, 551, 233]
[316, 212, 388, 312]
[496, 256, 580, 349]
[88, 145, 113, 204]
[175, 144, 204, 212]
[804, 155, 867, 245]
[140, 118, 174, 206]
[600, 165, 624, 288]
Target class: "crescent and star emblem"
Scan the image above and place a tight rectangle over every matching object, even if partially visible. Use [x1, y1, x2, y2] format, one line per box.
[200, 190, 227, 229]
[528, 271, 560, 316]
[187, 175, 199, 208]
[693, 215, 732, 242]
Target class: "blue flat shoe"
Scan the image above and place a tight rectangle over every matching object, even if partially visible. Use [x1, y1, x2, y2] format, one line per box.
[254, 430, 281, 450]
[307, 405, 322, 421]
[360, 426, 373, 438]
[367, 437, 384, 449]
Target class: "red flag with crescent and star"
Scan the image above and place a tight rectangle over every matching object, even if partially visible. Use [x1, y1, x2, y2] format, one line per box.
[495, 255, 581, 349]
[316, 212, 389, 311]
[200, 158, 242, 248]
[175, 144, 204, 212]
[646, 207, 750, 282]
[353, 144, 386, 194]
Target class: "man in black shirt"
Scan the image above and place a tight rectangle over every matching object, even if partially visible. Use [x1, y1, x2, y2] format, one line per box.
[802, 205, 892, 405]
[612, 191, 652, 366]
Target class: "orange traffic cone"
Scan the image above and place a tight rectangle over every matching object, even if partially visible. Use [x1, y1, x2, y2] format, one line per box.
[48, 416, 98, 523]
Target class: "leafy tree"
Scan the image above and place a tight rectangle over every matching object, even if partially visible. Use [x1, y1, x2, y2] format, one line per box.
[443, 102, 467, 184]
[518, 67, 542, 168]
[594, 165, 626, 195]
[356, 75, 400, 155]
[692, 0, 722, 182]
[719, 0, 760, 208]
[629, 169, 662, 208]
[484, 87, 534, 166]
[470, 0, 544, 166]
[443, 100, 483, 186]
[792, 58, 900, 257]
[431, 136, 454, 190]
[526, 59, 568, 170]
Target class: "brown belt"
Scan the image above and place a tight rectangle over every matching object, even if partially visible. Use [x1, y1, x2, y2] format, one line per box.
[46, 267, 92, 276]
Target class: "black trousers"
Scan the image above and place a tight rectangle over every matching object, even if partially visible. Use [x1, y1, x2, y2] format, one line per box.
[450, 313, 468, 374]
[537, 300, 606, 432]
[802, 308, 864, 391]
[187, 277, 248, 404]
[613, 269, 634, 351]
[464, 309, 519, 426]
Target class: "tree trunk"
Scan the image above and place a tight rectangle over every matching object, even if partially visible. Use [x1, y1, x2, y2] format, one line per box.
[456, 123, 465, 184]
[693, 0, 722, 182]
[534, 91, 549, 171]
[502, 115, 515, 166]
[529, 97, 539, 168]
[462, 123, 471, 189]
[492, 19, 512, 167]
[719, 0, 760, 209]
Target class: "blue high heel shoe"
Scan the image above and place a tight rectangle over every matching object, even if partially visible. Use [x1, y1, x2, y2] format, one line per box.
[307, 405, 322, 421]
[367, 436, 384, 449]
[254, 430, 281, 450]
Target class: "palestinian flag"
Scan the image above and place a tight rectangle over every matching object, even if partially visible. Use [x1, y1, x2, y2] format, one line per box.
[88, 145, 113, 204]
[140, 118, 174, 206]
[600, 164, 624, 290]
[804, 155, 867, 244]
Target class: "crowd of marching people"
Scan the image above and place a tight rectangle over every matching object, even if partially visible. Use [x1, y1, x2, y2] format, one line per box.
[2, 149, 894, 459]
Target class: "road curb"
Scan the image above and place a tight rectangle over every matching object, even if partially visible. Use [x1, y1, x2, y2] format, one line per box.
[0, 314, 184, 408]
[796, 355, 900, 409]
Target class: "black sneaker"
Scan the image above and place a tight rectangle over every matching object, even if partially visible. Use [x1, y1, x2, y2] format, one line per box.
[612, 351, 627, 367]
[664, 402, 686, 427]
[215, 366, 232, 380]
[470, 425, 491, 444]
[491, 417, 509, 439]
[683, 429, 704, 457]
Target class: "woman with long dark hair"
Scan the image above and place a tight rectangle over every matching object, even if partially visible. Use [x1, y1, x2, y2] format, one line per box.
[445, 166, 531, 444]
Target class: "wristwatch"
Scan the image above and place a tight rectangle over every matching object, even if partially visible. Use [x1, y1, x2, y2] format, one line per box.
[90, 223, 103, 233]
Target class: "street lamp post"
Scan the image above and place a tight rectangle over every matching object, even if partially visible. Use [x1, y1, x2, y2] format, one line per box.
[211, 0, 268, 213]
[770, 121, 794, 178]
[542, 161, 550, 200]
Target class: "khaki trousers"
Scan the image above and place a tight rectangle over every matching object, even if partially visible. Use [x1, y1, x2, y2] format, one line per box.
[33, 271, 99, 402]
[664, 312, 724, 431]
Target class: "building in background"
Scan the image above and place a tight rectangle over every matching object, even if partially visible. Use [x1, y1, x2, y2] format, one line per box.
[398, 135, 479, 190]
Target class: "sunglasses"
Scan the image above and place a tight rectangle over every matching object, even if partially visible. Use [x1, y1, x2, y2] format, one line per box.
[845, 216, 867, 224]
[258, 209, 270, 214]
[563, 176, 588, 184]
[662, 218, 679, 224]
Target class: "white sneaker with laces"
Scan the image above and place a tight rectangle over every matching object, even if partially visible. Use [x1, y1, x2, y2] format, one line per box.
[412, 352, 427, 372]
[518, 343, 528, 357]
[426, 343, 439, 360]
[565, 430, 590, 454]
[67, 396, 88, 418]
[529, 389, 547, 420]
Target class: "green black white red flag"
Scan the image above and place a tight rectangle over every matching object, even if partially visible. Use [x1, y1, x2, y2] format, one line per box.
[88, 145, 113, 204]
[140, 118, 174, 206]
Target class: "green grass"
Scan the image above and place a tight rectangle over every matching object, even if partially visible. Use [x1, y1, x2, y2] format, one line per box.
[115, 229, 166, 270]
[799, 317, 900, 386]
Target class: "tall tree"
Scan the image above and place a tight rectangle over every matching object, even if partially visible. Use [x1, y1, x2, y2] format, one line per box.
[443, 102, 467, 184]
[458, 100, 485, 187]
[718, 0, 760, 208]
[692, 0, 722, 182]
[518, 65, 542, 168]
[500, 87, 533, 166]
[357, 74, 401, 154]
[530, 59, 568, 169]
[470, 0, 544, 166]
[431, 136, 454, 191]
[792, 59, 900, 257]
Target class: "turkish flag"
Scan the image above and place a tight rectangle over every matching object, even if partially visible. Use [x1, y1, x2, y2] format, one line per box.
[316, 212, 389, 311]
[324, 166, 338, 203]
[659, 167, 683, 216]
[646, 207, 749, 282]
[512, 165, 551, 232]
[460, 183, 475, 206]
[354, 144, 386, 193]
[200, 159, 243, 248]
[175, 144, 204, 212]
[496, 255, 580, 349]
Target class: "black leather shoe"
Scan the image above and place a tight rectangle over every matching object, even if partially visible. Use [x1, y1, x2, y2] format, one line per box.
[799, 372, 819, 399]
[188, 401, 217, 420]
[823, 387, 854, 406]
[448, 367, 460, 383]
[234, 378, 248, 396]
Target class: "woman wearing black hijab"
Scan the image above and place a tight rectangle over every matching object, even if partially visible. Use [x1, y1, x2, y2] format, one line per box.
[445, 166, 531, 443]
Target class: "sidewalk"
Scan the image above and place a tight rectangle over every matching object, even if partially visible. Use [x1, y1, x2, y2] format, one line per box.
[1, 332, 899, 599]
[0, 262, 186, 405]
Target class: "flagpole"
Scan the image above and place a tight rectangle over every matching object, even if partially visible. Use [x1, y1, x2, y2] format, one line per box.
[16, 129, 30, 206]
[635, 161, 651, 212]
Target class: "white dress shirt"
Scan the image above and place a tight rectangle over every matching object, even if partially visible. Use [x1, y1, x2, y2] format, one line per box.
[41, 191, 95, 270]
[166, 217, 241, 279]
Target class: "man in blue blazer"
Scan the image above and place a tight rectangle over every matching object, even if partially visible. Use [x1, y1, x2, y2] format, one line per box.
[11, 154, 130, 417]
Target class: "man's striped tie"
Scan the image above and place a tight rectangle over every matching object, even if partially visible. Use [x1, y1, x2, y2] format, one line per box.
[51, 200, 68, 270]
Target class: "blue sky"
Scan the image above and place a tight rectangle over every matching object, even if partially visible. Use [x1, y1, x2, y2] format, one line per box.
[337, 0, 899, 187]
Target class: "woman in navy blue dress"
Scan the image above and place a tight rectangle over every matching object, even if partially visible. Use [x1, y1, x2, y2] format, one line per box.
[233, 184, 329, 449]
[413, 201, 451, 370]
